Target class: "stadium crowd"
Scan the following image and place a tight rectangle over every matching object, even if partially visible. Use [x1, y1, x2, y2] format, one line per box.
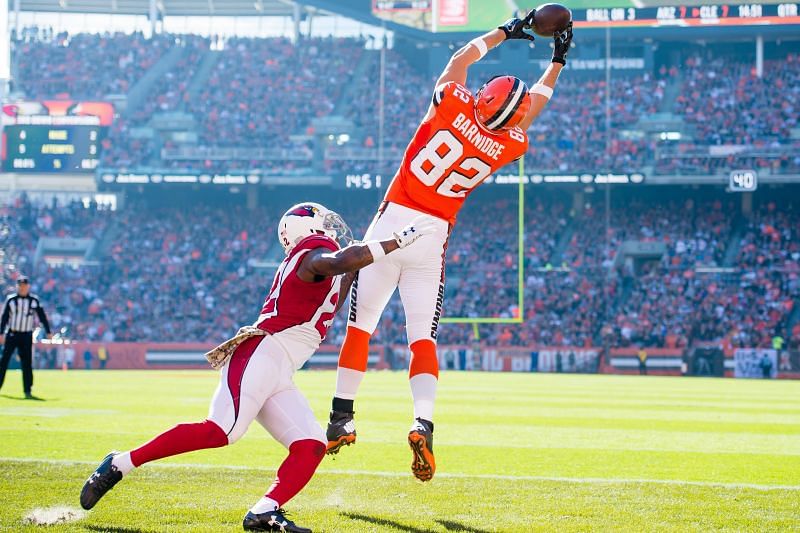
[12, 30, 800, 177]
[524, 74, 663, 173]
[13, 30, 171, 99]
[658, 53, 800, 175]
[187, 36, 363, 148]
[5, 30, 799, 353]
[3, 194, 797, 352]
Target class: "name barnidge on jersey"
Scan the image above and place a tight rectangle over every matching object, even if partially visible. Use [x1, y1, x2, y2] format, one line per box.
[451, 112, 505, 161]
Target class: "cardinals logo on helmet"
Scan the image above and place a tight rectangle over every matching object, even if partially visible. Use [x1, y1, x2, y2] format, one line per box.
[288, 205, 319, 218]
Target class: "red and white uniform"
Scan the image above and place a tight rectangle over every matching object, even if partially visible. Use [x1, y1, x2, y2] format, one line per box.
[348, 82, 529, 344]
[256, 234, 341, 369]
[207, 235, 341, 447]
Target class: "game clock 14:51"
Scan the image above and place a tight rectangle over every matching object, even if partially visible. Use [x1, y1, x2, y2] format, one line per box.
[335, 173, 387, 190]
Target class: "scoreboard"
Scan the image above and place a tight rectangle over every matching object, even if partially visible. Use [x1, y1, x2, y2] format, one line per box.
[1, 101, 113, 173]
[373, 0, 800, 31]
[575, 2, 800, 28]
[3, 125, 103, 172]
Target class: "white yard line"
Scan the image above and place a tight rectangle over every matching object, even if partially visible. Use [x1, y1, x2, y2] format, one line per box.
[2, 456, 798, 492]
[4, 426, 798, 456]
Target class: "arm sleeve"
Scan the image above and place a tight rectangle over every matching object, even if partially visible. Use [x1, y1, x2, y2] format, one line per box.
[0, 298, 10, 333]
[35, 300, 52, 334]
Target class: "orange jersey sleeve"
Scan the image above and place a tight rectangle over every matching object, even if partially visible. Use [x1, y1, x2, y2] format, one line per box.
[384, 82, 529, 225]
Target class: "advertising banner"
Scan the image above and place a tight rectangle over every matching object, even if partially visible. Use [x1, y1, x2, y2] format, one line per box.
[734, 348, 778, 379]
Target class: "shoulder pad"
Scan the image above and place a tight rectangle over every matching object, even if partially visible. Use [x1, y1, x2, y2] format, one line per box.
[293, 234, 339, 254]
[433, 81, 473, 107]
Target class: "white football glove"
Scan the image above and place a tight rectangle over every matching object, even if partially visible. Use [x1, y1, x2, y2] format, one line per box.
[393, 215, 439, 249]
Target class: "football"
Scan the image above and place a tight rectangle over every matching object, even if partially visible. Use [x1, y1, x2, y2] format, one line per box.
[531, 3, 572, 37]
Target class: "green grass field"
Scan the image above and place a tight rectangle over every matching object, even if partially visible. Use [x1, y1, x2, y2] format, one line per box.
[1, 370, 799, 532]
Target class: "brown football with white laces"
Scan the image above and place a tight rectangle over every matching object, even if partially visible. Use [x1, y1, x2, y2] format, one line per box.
[532, 3, 572, 37]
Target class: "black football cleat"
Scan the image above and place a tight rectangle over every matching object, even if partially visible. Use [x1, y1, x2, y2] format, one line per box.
[326, 410, 356, 455]
[408, 418, 435, 482]
[243, 508, 311, 532]
[80, 452, 123, 510]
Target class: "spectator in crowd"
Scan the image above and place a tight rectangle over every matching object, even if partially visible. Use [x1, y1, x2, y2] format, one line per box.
[637, 347, 647, 375]
[760, 352, 773, 378]
[84, 348, 93, 370]
[98, 345, 108, 369]
[64, 343, 75, 369]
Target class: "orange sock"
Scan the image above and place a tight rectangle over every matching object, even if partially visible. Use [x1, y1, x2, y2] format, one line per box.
[334, 326, 371, 405]
[338, 326, 370, 372]
[409, 339, 439, 379]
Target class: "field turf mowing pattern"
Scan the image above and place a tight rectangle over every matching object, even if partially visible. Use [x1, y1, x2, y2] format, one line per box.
[0, 370, 798, 532]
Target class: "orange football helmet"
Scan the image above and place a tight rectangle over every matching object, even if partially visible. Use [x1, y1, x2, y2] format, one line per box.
[475, 75, 531, 131]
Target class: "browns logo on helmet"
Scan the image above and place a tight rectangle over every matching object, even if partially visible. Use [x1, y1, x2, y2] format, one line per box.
[475, 75, 532, 131]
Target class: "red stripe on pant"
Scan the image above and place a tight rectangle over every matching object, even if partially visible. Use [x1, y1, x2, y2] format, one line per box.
[226, 335, 262, 431]
[129, 337, 262, 466]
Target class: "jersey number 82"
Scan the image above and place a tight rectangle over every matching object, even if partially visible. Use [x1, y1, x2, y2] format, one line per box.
[409, 130, 494, 198]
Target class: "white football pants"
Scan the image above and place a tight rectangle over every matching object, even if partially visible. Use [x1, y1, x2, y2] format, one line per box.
[207, 335, 325, 447]
[347, 202, 450, 344]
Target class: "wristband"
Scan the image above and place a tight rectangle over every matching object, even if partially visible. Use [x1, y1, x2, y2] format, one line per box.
[469, 37, 489, 59]
[365, 240, 386, 262]
[530, 83, 554, 100]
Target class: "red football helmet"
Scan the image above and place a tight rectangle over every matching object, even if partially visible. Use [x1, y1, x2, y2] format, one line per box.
[475, 75, 531, 131]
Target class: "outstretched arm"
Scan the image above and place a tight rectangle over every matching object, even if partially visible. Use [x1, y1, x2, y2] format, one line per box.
[301, 239, 400, 280]
[435, 28, 507, 88]
[296, 216, 439, 281]
[430, 16, 536, 121]
[518, 23, 573, 131]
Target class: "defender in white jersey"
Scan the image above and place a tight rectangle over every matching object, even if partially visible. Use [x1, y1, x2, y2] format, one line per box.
[79, 202, 436, 533]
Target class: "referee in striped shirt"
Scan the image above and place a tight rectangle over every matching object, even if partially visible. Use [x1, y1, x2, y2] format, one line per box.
[0, 275, 52, 399]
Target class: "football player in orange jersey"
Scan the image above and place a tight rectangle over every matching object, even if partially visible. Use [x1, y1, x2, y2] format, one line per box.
[327, 14, 574, 481]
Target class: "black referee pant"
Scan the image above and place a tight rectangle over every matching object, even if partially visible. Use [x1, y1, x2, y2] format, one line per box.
[0, 332, 34, 395]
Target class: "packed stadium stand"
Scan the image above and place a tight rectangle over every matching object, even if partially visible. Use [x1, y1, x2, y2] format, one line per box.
[13, 30, 172, 99]
[10, 30, 800, 176]
[3, 23, 800, 367]
[3, 190, 798, 352]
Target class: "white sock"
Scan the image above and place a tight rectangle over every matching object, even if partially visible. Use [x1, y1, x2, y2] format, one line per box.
[111, 452, 135, 476]
[335, 367, 366, 401]
[409, 373, 437, 421]
[250, 496, 279, 514]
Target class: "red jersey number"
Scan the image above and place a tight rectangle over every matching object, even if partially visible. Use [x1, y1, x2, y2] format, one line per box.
[314, 292, 338, 338]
